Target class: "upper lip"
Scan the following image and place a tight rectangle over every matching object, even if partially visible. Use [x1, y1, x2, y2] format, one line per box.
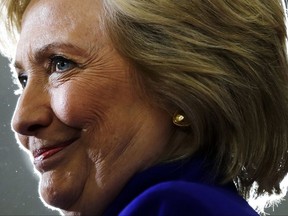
[32, 138, 77, 158]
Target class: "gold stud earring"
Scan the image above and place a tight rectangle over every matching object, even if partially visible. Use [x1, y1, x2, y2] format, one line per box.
[172, 112, 190, 127]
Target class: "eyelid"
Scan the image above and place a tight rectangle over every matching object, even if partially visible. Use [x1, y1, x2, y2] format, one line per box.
[49, 54, 70, 61]
[49, 55, 77, 73]
[17, 72, 28, 89]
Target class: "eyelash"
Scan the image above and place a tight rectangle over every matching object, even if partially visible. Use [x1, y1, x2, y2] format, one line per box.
[49, 55, 77, 73]
[16, 56, 77, 89]
[17, 73, 28, 89]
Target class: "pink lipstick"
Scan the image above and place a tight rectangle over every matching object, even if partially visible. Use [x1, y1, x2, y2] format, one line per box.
[33, 146, 68, 161]
[32, 139, 77, 172]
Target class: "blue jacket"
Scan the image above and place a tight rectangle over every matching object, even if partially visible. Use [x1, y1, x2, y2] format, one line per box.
[103, 157, 259, 216]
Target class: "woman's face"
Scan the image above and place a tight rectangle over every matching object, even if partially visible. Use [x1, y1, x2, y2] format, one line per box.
[12, 0, 172, 214]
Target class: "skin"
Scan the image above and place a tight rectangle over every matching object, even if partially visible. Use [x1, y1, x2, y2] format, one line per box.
[12, 0, 172, 215]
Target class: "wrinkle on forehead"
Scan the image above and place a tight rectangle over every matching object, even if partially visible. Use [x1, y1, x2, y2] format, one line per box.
[16, 0, 105, 67]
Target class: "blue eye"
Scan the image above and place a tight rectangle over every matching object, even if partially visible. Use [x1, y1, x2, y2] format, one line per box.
[51, 56, 76, 73]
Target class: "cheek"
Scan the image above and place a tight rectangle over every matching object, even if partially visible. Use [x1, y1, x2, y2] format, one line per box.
[50, 81, 108, 128]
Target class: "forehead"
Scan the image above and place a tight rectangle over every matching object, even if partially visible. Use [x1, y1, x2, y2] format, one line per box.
[17, 0, 103, 59]
[22, 0, 101, 27]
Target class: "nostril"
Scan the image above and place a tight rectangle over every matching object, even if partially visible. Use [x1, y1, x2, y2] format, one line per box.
[27, 124, 44, 132]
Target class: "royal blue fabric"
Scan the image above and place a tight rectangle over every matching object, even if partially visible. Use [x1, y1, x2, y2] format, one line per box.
[102, 157, 258, 216]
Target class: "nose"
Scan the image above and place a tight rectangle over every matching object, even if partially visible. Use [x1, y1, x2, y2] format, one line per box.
[12, 84, 53, 136]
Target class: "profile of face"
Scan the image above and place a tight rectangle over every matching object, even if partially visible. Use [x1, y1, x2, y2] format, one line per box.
[12, 0, 172, 214]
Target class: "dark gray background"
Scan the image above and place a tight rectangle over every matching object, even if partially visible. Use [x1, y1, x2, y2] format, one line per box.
[0, 54, 287, 215]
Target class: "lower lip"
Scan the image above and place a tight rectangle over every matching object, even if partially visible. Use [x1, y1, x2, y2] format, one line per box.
[33, 141, 76, 172]
[34, 146, 67, 161]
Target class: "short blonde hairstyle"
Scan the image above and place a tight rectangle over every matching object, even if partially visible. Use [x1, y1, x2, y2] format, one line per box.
[1, 0, 288, 213]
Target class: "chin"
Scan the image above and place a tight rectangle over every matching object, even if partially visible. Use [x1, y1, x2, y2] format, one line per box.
[38, 194, 63, 216]
[38, 175, 105, 216]
[38, 174, 81, 211]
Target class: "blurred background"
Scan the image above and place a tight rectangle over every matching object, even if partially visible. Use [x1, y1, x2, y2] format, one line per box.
[0, 54, 288, 215]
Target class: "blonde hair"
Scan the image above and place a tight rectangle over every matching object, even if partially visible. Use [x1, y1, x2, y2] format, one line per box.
[1, 0, 288, 213]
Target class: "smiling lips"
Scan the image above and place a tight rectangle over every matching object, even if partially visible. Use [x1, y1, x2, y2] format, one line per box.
[33, 140, 74, 161]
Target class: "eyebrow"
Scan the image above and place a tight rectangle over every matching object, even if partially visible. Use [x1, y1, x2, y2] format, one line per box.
[13, 42, 88, 70]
